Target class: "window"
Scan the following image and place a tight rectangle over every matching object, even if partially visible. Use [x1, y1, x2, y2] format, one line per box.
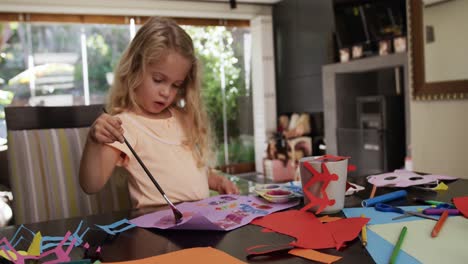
[0, 15, 254, 171]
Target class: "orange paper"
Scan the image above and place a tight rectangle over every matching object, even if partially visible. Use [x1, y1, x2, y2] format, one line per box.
[103, 247, 245, 264]
[289, 248, 342, 264]
[318, 215, 343, 223]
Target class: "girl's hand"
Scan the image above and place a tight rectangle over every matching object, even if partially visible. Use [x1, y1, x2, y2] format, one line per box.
[217, 177, 239, 195]
[209, 171, 240, 195]
[89, 113, 125, 144]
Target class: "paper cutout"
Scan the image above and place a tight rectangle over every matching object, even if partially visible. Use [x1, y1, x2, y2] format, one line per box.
[300, 162, 338, 214]
[103, 247, 246, 264]
[324, 217, 370, 250]
[432, 182, 448, 191]
[289, 248, 342, 264]
[453, 196, 468, 218]
[367, 170, 457, 187]
[251, 210, 367, 250]
[245, 244, 294, 258]
[26, 232, 42, 256]
[0, 237, 34, 263]
[342, 206, 434, 225]
[8, 225, 35, 249]
[37, 231, 77, 263]
[345, 182, 365, 196]
[131, 195, 299, 231]
[95, 219, 135, 235]
[369, 217, 468, 264]
[41, 221, 89, 252]
[318, 215, 343, 223]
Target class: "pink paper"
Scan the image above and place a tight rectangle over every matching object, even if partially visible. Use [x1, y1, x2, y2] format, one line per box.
[367, 169, 457, 187]
[130, 195, 299, 231]
[453, 196, 468, 218]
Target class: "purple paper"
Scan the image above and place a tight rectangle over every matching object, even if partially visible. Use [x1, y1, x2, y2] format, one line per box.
[367, 169, 457, 187]
[130, 195, 299, 231]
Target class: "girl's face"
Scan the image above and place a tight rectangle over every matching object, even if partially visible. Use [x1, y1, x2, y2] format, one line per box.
[135, 51, 191, 116]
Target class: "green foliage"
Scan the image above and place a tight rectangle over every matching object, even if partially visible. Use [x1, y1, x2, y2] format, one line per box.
[184, 26, 246, 140]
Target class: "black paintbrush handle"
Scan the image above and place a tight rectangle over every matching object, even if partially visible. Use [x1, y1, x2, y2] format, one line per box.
[122, 138, 166, 196]
[102, 108, 166, 196]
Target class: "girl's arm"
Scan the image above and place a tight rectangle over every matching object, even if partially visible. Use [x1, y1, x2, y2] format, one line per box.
[208, 169, 240, 195]
[79, 113, 125, 194]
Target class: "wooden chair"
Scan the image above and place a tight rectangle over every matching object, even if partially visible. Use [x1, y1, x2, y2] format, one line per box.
[5, 105, 131, 224]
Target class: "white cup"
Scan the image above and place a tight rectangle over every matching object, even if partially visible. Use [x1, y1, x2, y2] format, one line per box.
[299, 156, 348, 214]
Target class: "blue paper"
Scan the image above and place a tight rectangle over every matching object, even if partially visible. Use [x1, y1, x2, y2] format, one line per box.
[95, 219, 135, 235]
[366, 229, 421, 264]
[343, 206, 432, 264]
[342, 206, 434, 225]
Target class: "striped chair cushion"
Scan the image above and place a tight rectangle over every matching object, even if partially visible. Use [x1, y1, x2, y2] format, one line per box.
[7, 127, 131, 224]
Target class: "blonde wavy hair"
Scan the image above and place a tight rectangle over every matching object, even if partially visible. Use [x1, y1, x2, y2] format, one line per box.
[107, 16, 213, 167]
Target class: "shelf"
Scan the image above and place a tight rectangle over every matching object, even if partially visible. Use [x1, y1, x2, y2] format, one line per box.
[323, 52, 407, 74]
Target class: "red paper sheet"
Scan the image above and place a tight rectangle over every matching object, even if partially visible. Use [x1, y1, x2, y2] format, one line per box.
[251, 210, 368, 250]
[453, 196, 468, 218]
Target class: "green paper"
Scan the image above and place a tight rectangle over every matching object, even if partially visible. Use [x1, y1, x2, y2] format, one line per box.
[369, 216, 468, 264]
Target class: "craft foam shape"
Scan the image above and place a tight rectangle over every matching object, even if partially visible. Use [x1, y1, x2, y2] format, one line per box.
[367, 170, 457, 187]
[300, 162, 338, 214]
[41, 220, 89, 252]
[95, 219, 136, 235]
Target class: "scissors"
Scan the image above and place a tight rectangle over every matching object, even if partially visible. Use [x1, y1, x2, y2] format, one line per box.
[374, 203, 438, 221]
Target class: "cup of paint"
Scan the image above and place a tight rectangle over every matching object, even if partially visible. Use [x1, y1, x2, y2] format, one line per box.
[299, 155, 349, 214]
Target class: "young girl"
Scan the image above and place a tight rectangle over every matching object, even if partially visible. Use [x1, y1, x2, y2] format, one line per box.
[79, 17, 239, 209]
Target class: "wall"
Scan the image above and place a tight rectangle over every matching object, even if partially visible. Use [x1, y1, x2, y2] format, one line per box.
[410, 1, 468, 179]
[424, 0, 468, 82]
[411, 100, 468, 178]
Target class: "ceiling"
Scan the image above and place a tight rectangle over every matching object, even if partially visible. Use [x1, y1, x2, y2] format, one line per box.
[166, 0, 281, 4]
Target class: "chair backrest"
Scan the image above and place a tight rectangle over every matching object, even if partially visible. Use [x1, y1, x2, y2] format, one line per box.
[5, 105, 131, 224]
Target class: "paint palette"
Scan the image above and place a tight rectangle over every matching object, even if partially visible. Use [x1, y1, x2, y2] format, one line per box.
[254, 184, 296, 203]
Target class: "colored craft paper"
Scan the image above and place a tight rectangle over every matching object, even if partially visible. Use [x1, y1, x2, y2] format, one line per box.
[130, 195, 299, 231]
[323, 217, 370, 249]
[95, 219, 135, 235]
[251, 210, 368, 250]
[342, 206, 433, 225]
[365, 228, 420, 264]
[9, 225, 35, 248]
[27, 232, 42, 256]
[318, 215, 342, 223]
[288, 248, 342, 264]
[453, 196, 468, 218]
[41, 221, 89, 252]
[103, 247, 245, 264]
[369, 217, 468, 264]
[432, 182, 448, 191]
[367, 170, 457, 187]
